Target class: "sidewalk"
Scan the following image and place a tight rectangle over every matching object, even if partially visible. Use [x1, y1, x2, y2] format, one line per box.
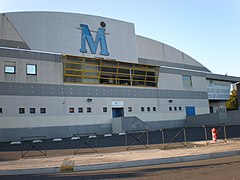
[0, 139, 240, 175]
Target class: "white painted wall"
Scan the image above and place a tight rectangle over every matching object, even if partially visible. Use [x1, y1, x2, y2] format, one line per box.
[0, 14, 23, 42]
[5, 12, 138, 63]
[0, 56, 63, 84]
[0, 95, 209, 129]
[136, 35, 207, 68]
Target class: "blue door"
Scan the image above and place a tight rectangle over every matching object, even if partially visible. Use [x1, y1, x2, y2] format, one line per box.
[185, 106, 196, 116]
[112, 108, 124, 118]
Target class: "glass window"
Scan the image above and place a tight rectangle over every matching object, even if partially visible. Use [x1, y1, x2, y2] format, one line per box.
[179, 106, 182, 111]
[27, 64, 37, 75]
[78, 107, 83, 113]
[87, 107, 91, 113]
[174, 107, 177, 111]
[0, 108, 2, 114]
[128, 107, 132, 112]
[4, 65, 15, 74]
[153, 107, 156, 111]
[69, 107, 74, 113]
[182, 75, 192, 87]
[103, 107, 107, 112]
[147, 107, 150, 111]
[30, 108, 36, 114]
[169, 107, 172, 111]
[19, 108, 25, 114]
[141, 107, 144, 112]
[40, 108, 46, 114]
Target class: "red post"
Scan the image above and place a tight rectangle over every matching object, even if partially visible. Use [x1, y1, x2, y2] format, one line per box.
[211, 128, 217, 142]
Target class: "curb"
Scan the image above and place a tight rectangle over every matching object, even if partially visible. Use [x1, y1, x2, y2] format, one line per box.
[1, 149, 240, 176]
[74, 149, 240, 172]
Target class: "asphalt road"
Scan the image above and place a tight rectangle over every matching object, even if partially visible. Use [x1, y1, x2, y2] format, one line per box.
[1, 155, 240, 180]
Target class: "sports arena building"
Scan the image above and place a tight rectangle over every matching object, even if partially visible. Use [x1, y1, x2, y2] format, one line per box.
[0, 12, 239, 142]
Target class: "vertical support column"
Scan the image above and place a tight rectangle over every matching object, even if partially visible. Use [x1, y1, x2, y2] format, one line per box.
[203, 125, 208, 145]
[125, 131, 128, 148]
[223, 124, 227, 143]
[160, 129, 165, 149]
[183, 128, 187, 147]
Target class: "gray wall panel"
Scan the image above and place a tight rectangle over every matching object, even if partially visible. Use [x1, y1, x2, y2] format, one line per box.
[160, 66, 206, 77]
[139, 58, 211, 72]
[0, 47, 61, 62]
[0, 82, 208, 99]
[0, 39, 30, 49]
[147, 119, 186, 129]
[186, 110, 240, 127]
[0, 123, 112, 142]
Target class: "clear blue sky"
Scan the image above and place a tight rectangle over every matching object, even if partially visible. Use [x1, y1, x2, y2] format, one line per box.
[1, 0, 240, 77]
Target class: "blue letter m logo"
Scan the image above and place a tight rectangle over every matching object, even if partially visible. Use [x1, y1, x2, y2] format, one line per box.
[80, 24, 109, 56]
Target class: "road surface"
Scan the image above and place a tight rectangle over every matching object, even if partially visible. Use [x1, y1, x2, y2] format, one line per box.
[1, 155, 240, 180]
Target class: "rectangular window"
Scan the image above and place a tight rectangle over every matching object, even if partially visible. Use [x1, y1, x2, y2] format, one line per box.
[27, 64, 37, 75]
[30, 108, 36, 114]
[153, 107, 156, 111]
[0, 108, 2, 114]
[63, 55, 159, 87]
[182, 75, 192, 87]
[128, 107, 132, 112]
[179, 106, 182, 111]
[103, 107, 107, 112]
[174, 106, 177, 111]
[78, 107, 83, 113]
[169, 107, 172, 111]
[40, 108, 46, 114]
[4, 65, 15, 74]
[69, 107, 74, 113]
[141, 107, 144, 112]
[19, 108, 25, 114]
[147, 107, 150, 112]
[87, 107, 91, 113]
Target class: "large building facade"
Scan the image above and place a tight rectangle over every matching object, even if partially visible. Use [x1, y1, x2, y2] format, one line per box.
[0, 12, 239, 142]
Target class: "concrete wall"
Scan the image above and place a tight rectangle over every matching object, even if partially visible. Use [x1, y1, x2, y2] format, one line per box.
[186, 110, 240, 127]
[209, 100, 226, 113]
[112, 116, 186, 134]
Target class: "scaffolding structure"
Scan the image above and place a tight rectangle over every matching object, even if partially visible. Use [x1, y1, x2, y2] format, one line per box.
[63, 55, 159, 87]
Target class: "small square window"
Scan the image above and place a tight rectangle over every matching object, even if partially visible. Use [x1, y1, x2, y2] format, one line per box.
[0, 108, 2, 114]
[147, 107, 150, 112]
[78, 107, 83, 113]
[169, 107, 172, 111]
[19, 108, 25, 114]
[128, 107, 132, 112]
[179, 106, 182, 111]
[174, 107, 177, 111]
[40, 108, 46, 114]
[30, 108, 36, 114]
[153, 107, 156, 111]
[141, 107, 144, 112]
[5, 65, 15, 74]
[103, 107, 107, 112]
[27, 64, 37, 75]
[69, 107, 74, 113]
[87, 107, 91, 113]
